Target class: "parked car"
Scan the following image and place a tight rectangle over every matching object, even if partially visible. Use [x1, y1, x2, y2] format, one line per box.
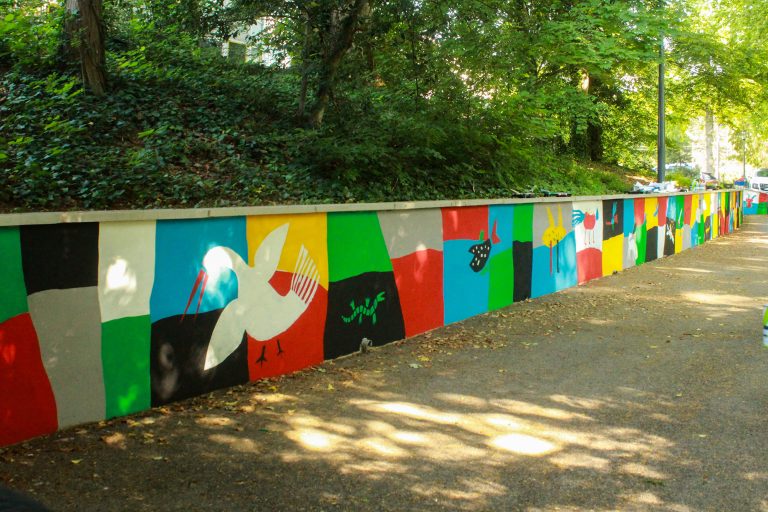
[750, 168, 768, 192]
[734, 176, 748, 187]
[700, 172, 719, 190]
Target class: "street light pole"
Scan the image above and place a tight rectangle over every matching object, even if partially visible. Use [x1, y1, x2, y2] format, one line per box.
[657, 0, 666, 183]
[742, 131, 747, 177]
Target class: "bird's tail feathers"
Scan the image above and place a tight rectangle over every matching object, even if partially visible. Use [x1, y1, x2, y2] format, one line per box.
[291, 245, 320, 305]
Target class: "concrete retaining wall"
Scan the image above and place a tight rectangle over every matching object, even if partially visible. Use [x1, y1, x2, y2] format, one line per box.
[0, 190, 744, 446]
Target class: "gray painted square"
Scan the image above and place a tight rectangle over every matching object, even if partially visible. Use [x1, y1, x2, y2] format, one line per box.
[377, 210, 443, 260]
[28, 287, 106, 428]
[533, 202, 574, 249]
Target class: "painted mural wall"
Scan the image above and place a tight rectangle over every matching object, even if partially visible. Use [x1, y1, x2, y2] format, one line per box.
[0, 191, 744, 446]
[744, 190, 768, 216]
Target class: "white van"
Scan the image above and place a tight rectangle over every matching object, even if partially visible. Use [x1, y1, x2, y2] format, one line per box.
[750, 169, 768, 192]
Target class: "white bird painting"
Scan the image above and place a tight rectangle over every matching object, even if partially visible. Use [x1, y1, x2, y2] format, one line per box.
[195, 223, 320, 370]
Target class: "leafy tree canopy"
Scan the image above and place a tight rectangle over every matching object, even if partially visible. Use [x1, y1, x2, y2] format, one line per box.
[1, 0, 767, 211]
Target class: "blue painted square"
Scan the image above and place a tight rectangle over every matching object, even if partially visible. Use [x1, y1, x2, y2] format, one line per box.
[488, 205, 514, 253]
[443, 239, 490, 324]
[150, 217, 247, 322]
[623, 199, 636, 236]
[531, 232, 577, 299]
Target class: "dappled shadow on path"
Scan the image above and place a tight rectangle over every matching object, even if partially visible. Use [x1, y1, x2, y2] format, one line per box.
[2, 217, 768, 511]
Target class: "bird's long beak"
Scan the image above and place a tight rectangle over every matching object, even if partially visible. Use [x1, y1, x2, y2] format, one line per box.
[181, 269, 208, 322]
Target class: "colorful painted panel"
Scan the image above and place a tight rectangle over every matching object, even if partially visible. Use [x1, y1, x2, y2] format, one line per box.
[20, 223, 105, 429]
[662, 196, 677, 257]
[644, 197, 659, 262]
[28, 287, 105, 428]
[325, 212, 405, 359]
[682, 194, 693, 251]
[98, 222, 155, 418]
[442, 206, 491, 324]
[151, 309, 249, 405]
[0, 228, 28, 324]
[745, 191, 768, 215]
[531, 202, 577, 298]
[657, 197, 669, 258]
[512, 204, 534, 302]
[573, 201, 603, 284]
[150, 217, 247, 323]
[379, 210, 444, 337]
[245, 214, 328, 379]
[150, 217, 250, 405]
[488, 205, 515, 311]
[0, 313, 58, 446]
[622, 199, 640, 269]
[98, 222, 156, 322]
[602, 199, 624, 276]
[20, 223, 99, 294]
[102, 316, 151, 417]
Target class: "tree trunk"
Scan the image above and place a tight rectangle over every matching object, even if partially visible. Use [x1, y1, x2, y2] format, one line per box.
[307, 0, 371, 128]
[704, 108, 714, 176]
[586, 74, 603, 162]
[297, 13, 311, 118]
[58, 0, 80, 69]
[78, 0, 107, 96]
[586, 122, 603, 162]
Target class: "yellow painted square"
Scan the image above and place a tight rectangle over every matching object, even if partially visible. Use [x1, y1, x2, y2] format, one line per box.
[246, 213, 329, 289]
[602, 235, 623, 276]
[645, 197, 658, 229]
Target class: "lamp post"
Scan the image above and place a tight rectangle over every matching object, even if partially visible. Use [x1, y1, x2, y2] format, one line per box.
[741, 131, 747, 178]
[657, 1, 666, 183]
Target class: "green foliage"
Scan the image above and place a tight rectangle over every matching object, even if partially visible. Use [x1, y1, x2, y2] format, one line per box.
[666, 172, 693, 189]
[1, 0, 761, 211]
[0, 3, 62, 70]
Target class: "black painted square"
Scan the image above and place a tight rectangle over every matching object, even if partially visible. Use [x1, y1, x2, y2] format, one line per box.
[645, 227, 658, 262]
[20, 223, 99, 294]
[513, 241, 532, 302]
[324, 272, 405, 360]
[664, 219, 676, 257]
[602, 199, 624, 240]
[150, 309, 249, 406]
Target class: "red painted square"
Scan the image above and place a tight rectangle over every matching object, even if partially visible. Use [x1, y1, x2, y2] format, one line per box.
[441, 207, 489, 241]
[577, 248, 602, 285]
[633, 198, 645, 227]
[249, 271, 327, 380]
[657, 196, 668, 225]
[391, 250, 444, 337]
[684, 195, 693, 226]
[0, 314, 58, 446]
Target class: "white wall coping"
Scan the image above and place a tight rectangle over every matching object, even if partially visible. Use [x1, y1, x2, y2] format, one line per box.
[0, 189, 744, 227]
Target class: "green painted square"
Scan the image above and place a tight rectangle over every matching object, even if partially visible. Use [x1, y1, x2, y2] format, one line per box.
[636, 223, 647, 265]
[0, 227, 28, 323]
[328, 212, 392, 282]
[513, 204, 534, 243]
[488, 249, 514, 311]
[675, 196, 685, 226]
[758, 203, 768, 215]
[102, 316, 151, 418]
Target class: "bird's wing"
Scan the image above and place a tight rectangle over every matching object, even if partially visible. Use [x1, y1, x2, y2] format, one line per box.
[253, 223, 289, 279]
[204, 299, 246, 370]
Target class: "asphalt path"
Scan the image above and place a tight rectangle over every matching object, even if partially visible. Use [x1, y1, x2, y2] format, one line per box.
[2, 216, 767, 512]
